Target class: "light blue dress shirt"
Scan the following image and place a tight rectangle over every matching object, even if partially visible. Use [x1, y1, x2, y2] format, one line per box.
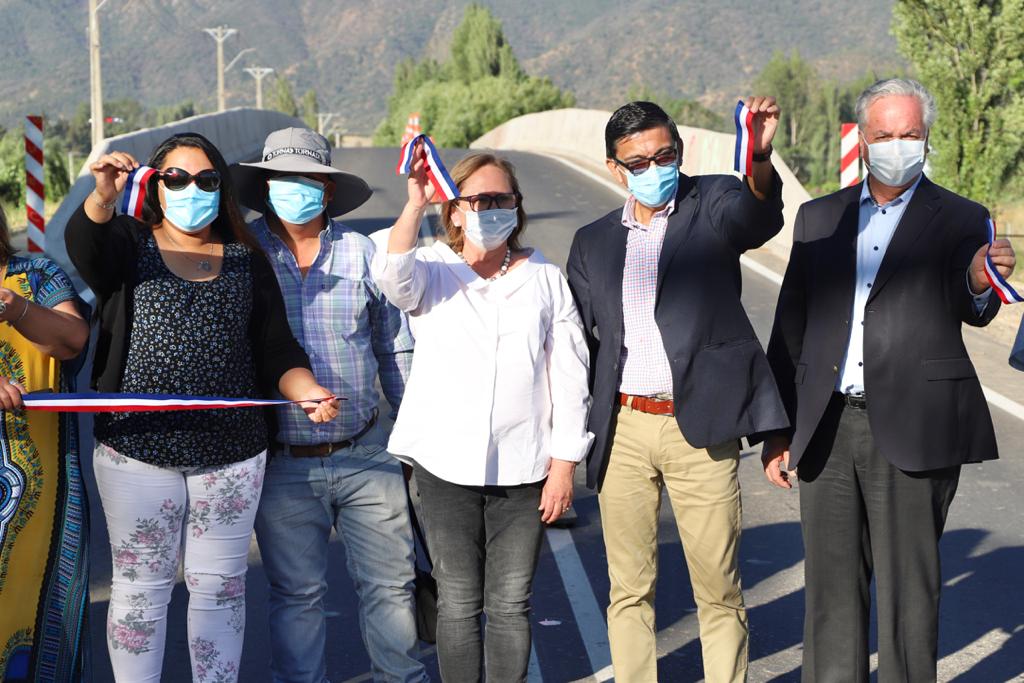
[836, 177, 990, 393]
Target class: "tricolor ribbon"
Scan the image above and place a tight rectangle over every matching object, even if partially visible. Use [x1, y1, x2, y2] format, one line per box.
[984, 217, 1023, 304]
[21, 392, 341, 413]
[396, 133, 459, 201]
[733, 100, 755, 177]
[120, 165, 158, 219]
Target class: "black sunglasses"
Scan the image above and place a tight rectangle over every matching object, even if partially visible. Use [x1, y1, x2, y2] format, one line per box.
[613, 146, 680, 176]
[454, 192, 520, 211]
[159, 167, 222, 192]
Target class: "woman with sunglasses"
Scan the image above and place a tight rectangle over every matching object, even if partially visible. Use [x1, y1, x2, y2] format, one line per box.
[65, 132, 338, 683]
[373, 147, 593, 682]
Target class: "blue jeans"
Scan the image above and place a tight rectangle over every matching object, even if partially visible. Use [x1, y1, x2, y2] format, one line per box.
[253, 424, 427, 683]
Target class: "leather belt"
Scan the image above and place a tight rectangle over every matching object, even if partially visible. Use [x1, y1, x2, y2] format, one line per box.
[839, 391, 867, 410]
[620, 393, 675, 416]
[276, 411, 378, 458]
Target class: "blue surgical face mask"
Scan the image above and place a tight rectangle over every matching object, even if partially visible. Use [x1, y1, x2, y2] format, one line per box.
[267, 176, 327, 225]
[162, 183, 220, 233]
[462, 208, 518, 251]
[626, 163, 679, 208]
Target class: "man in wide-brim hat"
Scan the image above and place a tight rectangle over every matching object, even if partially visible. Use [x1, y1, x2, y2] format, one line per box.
[235, 128, 427, 683]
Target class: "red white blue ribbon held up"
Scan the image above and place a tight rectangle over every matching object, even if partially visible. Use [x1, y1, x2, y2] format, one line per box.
[733, 101, 755, 177]
[120, 165, 158, 219]
[21, 392, 340, 413]
[984, 217, 1023, 304]
[396, 134, 459, 201]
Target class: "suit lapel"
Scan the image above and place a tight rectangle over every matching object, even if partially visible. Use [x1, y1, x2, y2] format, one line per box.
[868, 176, 941, 303]
[825, 186, 862, 312]
[599, 211, 627, 339]
[656, 175, 699, 296]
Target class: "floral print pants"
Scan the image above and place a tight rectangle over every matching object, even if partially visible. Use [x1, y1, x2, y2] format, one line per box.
[94, 443, 266, 683]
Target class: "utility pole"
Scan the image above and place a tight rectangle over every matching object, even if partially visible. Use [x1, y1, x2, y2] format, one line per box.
[244, 67, 274, 109]
[317, 112, 339, 136]
[88, 0, 108, 148]
[203, 26, 237, 111]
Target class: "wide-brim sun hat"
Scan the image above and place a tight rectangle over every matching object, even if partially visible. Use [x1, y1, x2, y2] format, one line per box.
[232, 127, 372, 217]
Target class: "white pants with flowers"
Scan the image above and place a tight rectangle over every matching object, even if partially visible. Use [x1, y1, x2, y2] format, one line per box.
[94, 442, 265, 683]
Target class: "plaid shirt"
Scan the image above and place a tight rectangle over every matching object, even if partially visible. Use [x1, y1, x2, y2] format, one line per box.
[250, 217, 414, 444]
[619, 194, 675, 396]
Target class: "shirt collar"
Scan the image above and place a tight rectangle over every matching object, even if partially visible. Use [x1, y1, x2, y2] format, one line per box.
[251, 215, 335, 251]
[621, 194, 676, 231]
[859, 174, 923, 209]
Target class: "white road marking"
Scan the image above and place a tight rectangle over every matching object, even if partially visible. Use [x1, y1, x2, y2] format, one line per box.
[545, 527, 613, 680]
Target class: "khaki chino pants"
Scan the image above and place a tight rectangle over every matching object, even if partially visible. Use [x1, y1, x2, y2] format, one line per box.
[599, 405, 748, 683]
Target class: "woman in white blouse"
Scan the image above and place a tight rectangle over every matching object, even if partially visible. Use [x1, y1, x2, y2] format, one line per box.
[373, 145, 593, 682]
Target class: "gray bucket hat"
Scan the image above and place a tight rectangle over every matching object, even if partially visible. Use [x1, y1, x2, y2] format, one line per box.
[232, 127, 372, 217]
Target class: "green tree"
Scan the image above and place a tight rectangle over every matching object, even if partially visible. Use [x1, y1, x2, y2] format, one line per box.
[447, 4, 524, 83]
[893, 0, 1024, 206]
[374, 4, 573, 147]
[754, 50, 819, 181]
[301, 89, 319, 131]
[268, 75, 300, 118]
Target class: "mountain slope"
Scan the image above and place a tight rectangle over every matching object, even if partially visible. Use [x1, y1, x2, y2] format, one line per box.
[0, 0, 901, 133]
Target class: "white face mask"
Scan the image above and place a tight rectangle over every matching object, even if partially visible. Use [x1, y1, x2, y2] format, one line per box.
[461, 208, 517, 251]
[863, 138, 927, 187]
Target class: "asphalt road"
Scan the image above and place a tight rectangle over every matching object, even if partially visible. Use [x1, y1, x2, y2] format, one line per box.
[51, 147, 1023, 682]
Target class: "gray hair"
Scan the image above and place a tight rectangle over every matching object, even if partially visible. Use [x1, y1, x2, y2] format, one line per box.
[855, 78, 937, 132]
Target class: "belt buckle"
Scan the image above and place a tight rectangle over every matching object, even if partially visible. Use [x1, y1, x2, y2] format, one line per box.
[845, 391, 867, 409]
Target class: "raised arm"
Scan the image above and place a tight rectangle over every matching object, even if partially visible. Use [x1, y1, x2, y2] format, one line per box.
[64, 152, 144, 297]
[373, 140, 435, 312]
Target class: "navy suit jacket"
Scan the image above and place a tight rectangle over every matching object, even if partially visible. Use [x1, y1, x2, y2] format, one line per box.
[567, 172, 790, 490]
[765, 176, 1000, 471]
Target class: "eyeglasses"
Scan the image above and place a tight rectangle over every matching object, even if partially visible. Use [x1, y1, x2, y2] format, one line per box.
[159, 168, 222, 192]
[612, 147, 679, 176]
[454, 192, 520, 211]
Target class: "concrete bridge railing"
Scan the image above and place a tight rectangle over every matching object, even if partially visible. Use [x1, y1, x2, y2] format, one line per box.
[47, 107, 304, 299]
[471, 107, 810, 257]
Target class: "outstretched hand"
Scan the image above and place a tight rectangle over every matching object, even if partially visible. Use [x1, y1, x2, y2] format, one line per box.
[743, 96, 780, 154]
[89, 151, 140, 204]
[406, 140, 436, 209]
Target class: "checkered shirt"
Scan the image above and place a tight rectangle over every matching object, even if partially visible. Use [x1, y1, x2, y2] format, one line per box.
[618, 194, 675, 396]
[249, 217, 414, 444]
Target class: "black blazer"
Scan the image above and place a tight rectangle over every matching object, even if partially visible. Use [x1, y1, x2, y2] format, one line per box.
[568, 172, 790, 490]
[766, 176, 1000, 472]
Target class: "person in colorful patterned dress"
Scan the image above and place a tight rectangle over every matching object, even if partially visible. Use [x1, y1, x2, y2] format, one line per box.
[0, 204, 91, 682]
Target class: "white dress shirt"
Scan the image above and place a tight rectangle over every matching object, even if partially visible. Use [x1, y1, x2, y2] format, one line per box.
[838, 178, 991, 393]
[372, 241, 594, 486]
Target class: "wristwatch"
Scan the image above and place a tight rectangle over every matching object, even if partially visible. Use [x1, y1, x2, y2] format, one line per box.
[752, 146, 773, 163]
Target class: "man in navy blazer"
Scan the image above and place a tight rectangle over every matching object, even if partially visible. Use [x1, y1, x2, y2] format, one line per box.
[566, 100, 787, 682]
[762, 78, 1015, 682]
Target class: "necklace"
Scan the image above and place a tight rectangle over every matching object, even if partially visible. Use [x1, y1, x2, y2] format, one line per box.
[460, 248, 511, 281]
[162, 228, 216, 272]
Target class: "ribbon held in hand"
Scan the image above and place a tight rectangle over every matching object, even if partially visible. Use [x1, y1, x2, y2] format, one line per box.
[984, 217, 1023, 304]
[396, 134, 459, 201]
[21, 392, 341, 413]
[733, 101, 755, 177]
[120, 165, 158, 219]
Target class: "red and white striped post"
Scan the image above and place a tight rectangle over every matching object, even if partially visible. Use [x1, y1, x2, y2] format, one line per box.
[25, 116, 45, 253]
[401, 112, 421, 146]
[840, 123, 861, 188]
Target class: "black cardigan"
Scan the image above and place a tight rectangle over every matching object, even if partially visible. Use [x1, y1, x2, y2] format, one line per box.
[64, 204, 310, 395]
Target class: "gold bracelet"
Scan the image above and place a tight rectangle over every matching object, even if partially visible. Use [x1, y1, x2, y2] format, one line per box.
[92, 192, 117, 211]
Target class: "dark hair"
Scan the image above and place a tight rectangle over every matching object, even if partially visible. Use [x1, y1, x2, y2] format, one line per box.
[441, 153, 527, 254]
[605, 101, 684, 159]
[0, 204, 13, 264]
[141, 132, 257, 249]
